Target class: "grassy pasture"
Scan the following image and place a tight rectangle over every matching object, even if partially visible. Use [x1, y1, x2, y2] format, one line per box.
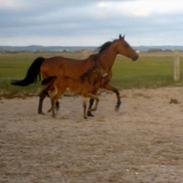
[0, 51, 183, 97]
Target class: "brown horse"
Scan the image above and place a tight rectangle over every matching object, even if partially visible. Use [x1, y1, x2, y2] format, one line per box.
[41, 66, 106, 118]
[11, 35, 138, 115]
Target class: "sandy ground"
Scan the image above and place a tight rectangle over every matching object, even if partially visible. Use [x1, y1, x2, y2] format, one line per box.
[0, 87, 183, 183]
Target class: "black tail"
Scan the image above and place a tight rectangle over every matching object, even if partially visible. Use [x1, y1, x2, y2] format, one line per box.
[11, 57, 45, 86]
[41, 76, 57, 85]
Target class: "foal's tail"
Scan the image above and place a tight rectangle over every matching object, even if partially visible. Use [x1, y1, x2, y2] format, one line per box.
[11, 57, 45, 86]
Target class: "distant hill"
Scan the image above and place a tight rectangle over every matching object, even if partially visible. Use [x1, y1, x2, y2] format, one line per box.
[0, 45, 96, 52]
[135, 46, 183, 52]
[0, 45, 183, 52]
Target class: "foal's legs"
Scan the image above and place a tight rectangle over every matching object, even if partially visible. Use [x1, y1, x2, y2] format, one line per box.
[51, 98, 58, 118]
[87, 98, 95, 117]
[38, 88, 59, 114]
[47, 99, 60, 113]
[49, 87, 65, 118]
[49, 90, 61, 118]
[87, 90, 98, 117]
[88, 95, 99, 112]
[38, 90, 47, 114]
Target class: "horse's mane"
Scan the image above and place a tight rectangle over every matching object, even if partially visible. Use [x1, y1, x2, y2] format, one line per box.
[86, 41, 113, 60]
[81, 41, 113, 79]
[98, 41, 113, 53]
[88, 53, 99, 60]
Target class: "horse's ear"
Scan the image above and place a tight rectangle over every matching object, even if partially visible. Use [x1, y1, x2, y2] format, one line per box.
[119, 34, 125, 40]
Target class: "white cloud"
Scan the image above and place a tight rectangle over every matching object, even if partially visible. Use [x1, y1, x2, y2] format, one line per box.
[97, 1, 111, 8]
[97, 0, 183, 17]
[0, 0, 25, 10]
[0, 0, 183, 46]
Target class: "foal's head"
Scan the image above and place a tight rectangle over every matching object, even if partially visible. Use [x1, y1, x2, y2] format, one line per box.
[81, 66, 107, 82]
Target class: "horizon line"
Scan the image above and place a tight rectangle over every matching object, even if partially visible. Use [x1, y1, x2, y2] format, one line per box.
[1, 44, 183, 47]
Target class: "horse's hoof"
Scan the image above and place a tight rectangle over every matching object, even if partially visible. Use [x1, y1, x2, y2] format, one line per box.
[87, 111, 94, 117]
[38, 111, 45, 115]
[115, 105, 120, 112]
[84, 116, 88, 119]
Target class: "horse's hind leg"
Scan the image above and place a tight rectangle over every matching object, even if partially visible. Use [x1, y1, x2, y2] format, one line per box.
[83, 98, 88, 119]
[38, 90, 47, 114]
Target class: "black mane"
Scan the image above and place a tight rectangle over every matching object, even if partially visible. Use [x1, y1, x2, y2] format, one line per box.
[98, 41, 113, 53]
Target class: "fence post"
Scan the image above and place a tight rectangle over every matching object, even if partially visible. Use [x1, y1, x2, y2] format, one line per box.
[173, 54, 180, 81]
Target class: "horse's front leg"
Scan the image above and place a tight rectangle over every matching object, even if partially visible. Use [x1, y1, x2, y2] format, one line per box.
[102, 84, 121, 111]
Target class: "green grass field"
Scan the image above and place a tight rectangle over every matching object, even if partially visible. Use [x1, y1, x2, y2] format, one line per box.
[113, 54, 182, 88]
[0, 51, 183, 97]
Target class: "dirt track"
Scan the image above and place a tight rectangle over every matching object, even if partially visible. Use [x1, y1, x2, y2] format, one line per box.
[0, 87, 183, 183]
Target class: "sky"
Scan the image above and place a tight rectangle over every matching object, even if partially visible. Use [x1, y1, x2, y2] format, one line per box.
[0, 0, 183, 46]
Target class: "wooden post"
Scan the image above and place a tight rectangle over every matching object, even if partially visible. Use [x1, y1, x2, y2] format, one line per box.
[173, 54, 180, 81]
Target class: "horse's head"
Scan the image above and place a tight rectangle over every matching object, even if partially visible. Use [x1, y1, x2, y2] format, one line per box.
[113, 34, 139, 61]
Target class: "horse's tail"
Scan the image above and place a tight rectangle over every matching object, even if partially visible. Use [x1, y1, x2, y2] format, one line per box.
[11, 57, 45, 86]
[41, 76, 57, 85]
